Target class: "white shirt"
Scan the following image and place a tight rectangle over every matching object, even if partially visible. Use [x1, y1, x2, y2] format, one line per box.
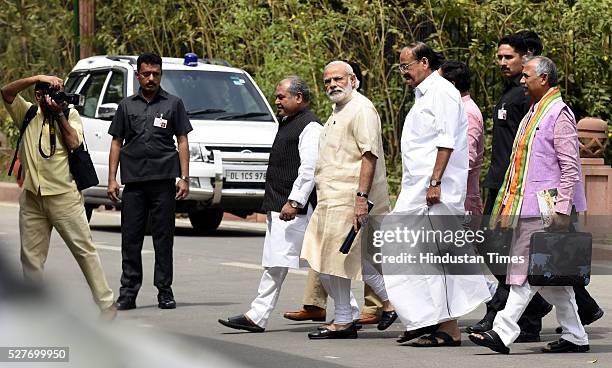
[288, 121, 321, 206]
[394, 71, 468, 214]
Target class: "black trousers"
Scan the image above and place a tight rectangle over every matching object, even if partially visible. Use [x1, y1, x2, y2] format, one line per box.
[119, 179, 175, 298]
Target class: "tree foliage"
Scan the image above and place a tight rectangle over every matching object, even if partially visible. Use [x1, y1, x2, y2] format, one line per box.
[1, 0, 610, 194]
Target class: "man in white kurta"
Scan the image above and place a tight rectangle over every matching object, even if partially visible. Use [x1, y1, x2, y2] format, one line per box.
[218, 77, 321, 332]
[383, 42, 490, 346]
[301, 61, 397, 340]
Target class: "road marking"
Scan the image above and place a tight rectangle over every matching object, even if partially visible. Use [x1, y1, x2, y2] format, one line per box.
[324, 356, 340, 359]
[221, 262, 308, 276]
[0, 202, 19, 208]
[96, 244, 153, 254]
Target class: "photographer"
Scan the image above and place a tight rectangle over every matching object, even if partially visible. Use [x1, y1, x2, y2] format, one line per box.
[1, 75, 116, 320]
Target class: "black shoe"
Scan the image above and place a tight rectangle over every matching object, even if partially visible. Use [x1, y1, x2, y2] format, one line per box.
[115, 296, 136, 310]
[515, 332, 540, 343]
[308, 324, 358, 339]
[377, 310, 398, 331]
[318, 321, 362, 331]
[219, 315, 265, 333]
[158, 294, 176, 309]
[556, 307, 604, 333]
[582, 308, 604, 326]
[542, 338, 589, 353]
[466, 318, 492, 334]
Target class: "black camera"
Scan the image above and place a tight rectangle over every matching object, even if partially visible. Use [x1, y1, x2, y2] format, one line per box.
[48, 90, 84, 106]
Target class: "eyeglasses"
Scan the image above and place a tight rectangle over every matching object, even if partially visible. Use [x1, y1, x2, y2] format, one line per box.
[399, 60, 419, 73]
[323, 75, 347, 86]
[139, 71, 161, 78]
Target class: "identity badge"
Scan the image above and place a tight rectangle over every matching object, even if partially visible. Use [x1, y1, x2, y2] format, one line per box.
[154, 113, 168, 128]
[497, 104, 507, 120]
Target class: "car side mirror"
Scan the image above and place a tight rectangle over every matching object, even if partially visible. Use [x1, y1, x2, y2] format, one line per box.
[97, 103, 118, 120]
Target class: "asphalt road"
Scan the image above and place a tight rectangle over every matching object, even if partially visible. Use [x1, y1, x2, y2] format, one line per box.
[0, 202, 610, 368]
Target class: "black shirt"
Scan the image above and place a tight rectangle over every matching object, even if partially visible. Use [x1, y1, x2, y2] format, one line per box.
[483, 74, 533, 189]
[108, 88, 193, 183]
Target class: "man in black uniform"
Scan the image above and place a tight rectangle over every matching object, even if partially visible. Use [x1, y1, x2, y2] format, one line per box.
[107, 52, 192, 310]
[470, 31, 602, 340]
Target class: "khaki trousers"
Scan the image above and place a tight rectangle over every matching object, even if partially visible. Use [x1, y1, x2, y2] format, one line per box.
[19, 188, 114, 310]
[302, 269, 383, 315]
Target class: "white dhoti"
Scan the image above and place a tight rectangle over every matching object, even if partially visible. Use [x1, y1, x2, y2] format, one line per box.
[382, 204, 491, 330]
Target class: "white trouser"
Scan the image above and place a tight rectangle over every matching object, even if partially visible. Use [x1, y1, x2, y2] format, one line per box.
[493, 283, 588, 346]
[319, 260, 390, 324]
[245, 267, 289, 328]
[362, 260, 389, 302]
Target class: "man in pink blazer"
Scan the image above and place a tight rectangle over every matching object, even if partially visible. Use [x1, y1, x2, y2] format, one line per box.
[470, 56, 595, 354]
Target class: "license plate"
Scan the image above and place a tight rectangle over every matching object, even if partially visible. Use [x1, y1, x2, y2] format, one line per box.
[225, 170, 266, 182]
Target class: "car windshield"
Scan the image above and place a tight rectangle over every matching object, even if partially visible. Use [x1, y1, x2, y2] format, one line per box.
[161, 70, 273, 121]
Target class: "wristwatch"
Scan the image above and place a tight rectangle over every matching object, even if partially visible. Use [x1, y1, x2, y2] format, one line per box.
[356, 191, 369, 198]
[179, 175, 189, 182]
[429, 179, 441, 187]
[288, 200, 300, 209]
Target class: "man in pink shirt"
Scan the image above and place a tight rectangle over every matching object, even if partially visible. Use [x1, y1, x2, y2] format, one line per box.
[439, 61, 484, 226]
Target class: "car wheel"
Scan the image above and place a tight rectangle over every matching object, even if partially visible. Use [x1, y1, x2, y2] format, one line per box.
[188, 208, 223, 234]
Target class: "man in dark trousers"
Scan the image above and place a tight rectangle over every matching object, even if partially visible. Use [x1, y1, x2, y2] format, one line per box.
[470, 31, 602, 341]
[107, 52, 192, 310]
[218, 76, 321, 332]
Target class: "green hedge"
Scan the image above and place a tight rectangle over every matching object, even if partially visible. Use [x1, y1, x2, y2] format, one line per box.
[1, 0, 610, 196]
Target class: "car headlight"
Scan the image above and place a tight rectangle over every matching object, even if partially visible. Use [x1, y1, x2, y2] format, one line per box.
[189, 143, 213, 163]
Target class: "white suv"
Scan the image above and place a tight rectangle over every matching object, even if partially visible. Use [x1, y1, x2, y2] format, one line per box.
[64, 55, 277, 232]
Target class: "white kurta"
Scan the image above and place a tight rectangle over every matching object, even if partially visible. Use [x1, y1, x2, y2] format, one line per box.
[261, 122, 321, 269]
[383, 72, 490, 329]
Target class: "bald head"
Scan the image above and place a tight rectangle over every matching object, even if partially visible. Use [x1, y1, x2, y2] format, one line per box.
[274, 76, 309, 117]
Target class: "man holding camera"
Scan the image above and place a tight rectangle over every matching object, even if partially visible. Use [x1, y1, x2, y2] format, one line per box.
[1, 75, 116, 320]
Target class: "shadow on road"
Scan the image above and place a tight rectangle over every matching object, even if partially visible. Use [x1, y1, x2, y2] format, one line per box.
[173, 332, 349, 368]
[89, 225, 265, 238]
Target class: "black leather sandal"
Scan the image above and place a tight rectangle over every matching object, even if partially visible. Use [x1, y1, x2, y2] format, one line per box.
[411, 331, 461, 347]
[468, 330, 510, 354]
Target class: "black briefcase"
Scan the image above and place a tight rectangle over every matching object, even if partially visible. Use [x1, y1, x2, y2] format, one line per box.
[527, 230, 592, 287]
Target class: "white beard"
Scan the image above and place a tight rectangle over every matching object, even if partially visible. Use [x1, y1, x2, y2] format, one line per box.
[327, 83, 353, 104]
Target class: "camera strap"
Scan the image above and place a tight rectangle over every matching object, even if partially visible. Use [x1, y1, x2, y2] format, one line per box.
[8, 105, 38, 179]
[38, 116, 57, 159]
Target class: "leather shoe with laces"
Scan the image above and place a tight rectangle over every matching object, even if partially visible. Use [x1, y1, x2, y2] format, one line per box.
[308, 324, 358, 339]
[356, 313, 380, 325]
[466, 318, 492, 333]
[542, 338, 589, 353]
[283, 306, 326, 321]
[115, 296, 136, 310]
[158, 294, 176, 309]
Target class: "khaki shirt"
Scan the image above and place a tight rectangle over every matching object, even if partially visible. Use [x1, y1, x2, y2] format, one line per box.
[301, 91, 390, 280]
[4, 94, 83, 195]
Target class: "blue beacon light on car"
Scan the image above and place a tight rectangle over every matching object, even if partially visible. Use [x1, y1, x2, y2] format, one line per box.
[184, 53, 198, 67]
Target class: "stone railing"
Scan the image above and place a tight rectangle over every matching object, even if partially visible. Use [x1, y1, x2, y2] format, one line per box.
[578, 118, 611, 215]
